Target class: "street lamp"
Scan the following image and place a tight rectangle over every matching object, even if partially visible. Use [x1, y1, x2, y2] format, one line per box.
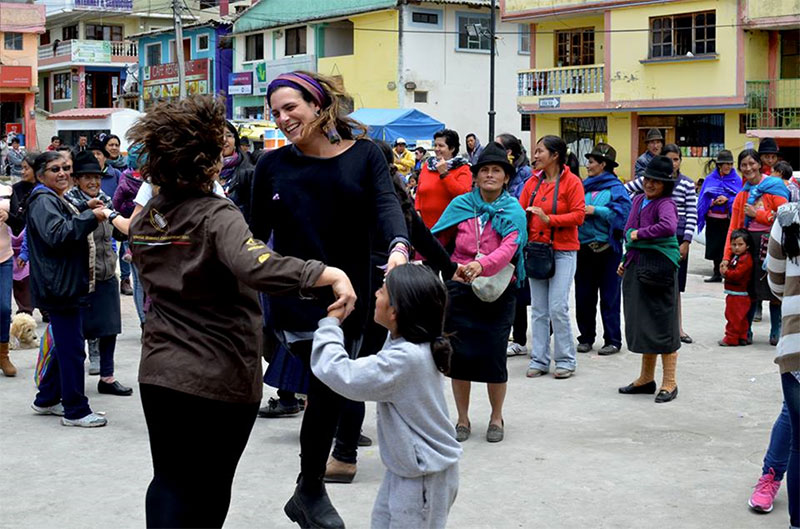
[466, 0, 497, 140]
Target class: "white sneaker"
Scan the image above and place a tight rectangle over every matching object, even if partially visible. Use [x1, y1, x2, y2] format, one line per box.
[31, 402, 65, 416]
[61, 412, 107, 428]
[506, 342, 528, 357]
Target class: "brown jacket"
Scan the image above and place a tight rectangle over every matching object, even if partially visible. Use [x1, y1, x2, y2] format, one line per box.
[131, 191, 326, 403]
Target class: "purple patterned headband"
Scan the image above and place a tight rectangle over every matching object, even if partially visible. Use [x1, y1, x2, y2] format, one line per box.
[267, 72, 329, 108]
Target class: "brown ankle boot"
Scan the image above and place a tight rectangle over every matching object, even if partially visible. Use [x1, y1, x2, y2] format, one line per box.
[0, 342, 17, 377]
[323, 457, 356, 484]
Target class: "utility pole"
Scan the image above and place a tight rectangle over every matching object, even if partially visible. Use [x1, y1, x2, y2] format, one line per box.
[488, 0, 496, 141]
[172, 0, 187, 99]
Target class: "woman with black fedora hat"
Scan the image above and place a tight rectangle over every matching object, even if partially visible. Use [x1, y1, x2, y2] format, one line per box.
[618, 155, 681, 403]
[574, 143, 631, 356]
[432, 141, 527, 443]
[634, 128, 664, 179]
[759, 137, 780, 174]
[698, 150, 741, 282]
[64, 151, 132, 396]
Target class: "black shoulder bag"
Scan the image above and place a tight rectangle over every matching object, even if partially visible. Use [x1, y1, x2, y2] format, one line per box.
[523, 175, 560, 280]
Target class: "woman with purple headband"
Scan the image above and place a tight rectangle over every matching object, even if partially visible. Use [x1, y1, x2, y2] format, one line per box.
[250, 71, 410, 528]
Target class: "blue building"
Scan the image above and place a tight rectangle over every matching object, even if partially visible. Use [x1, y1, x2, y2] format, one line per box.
[129, 21, 233, 117]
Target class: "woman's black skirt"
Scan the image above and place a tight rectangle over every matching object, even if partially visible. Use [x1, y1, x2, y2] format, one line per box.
[622, 263, 680, 354]
[746, 229, 778, 302]
[445, 280, 515, 383]
[81, 277, 122, 339]
[704, 216, 730, 262]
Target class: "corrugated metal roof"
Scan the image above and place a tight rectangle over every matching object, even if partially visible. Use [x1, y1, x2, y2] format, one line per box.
[422, 0, 494, 7]
[128, 20, 231, 41]
[234, 0, 397, 34]
[47, 108, 127, 120]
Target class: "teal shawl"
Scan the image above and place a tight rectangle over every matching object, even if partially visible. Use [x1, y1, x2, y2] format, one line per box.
[624, 228, 681, 268]
[431, 188, 528, 285]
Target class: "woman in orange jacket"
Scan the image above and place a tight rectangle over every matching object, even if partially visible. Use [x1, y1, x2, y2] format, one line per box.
[519, 135, 585, 380]
[722, 148, 787, 345]
[415, 129, 473, 229]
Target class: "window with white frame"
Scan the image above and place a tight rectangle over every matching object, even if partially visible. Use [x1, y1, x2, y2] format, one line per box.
[519, 24, 530, 54]
[197, 34, 210, 51]
[53, 72, 72, 101]
[146, 43, 162, 66]
[457, 13, 491, 52]
[245, 33, 264, 61]
[3, 32, 23, 51]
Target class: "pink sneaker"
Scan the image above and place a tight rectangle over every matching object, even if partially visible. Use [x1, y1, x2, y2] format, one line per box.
[748, 468, 781, 513]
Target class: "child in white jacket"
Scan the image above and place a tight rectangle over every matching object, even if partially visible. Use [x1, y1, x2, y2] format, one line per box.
[310, 264, 462, 529]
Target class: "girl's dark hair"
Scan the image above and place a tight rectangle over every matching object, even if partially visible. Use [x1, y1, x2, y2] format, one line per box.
[384, 264, 452, 375]
[496, 133, 522, 164]
[537, 135, 567, 172]
[662, 180, 676, 197]
[127, 95, 227, 193]
[102, 134, 121, 147]
[33, 151, 64, 180]
[415, 146, 426, 155]
[738, 148, 761, 171]
[268, 70, 365, 143]
[730, 229, 750, 245]
[773, 161, 794, 180]
[225, 121, 242, 154]
[433, 129, 460, 156]
[662, 143, 682, 159]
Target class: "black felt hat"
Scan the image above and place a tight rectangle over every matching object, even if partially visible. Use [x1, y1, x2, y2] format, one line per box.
[471, 141, 515, 177]
[758, 137, 779, 155]
[643, 155, 675, 181]
[72, 150, 103, 176]
[88, 139, 108, 158]
[585, 143, 619, 169]
[715, 149, 734, 164]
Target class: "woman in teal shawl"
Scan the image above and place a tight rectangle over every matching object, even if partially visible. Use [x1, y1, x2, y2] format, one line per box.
[430, 142, 526, 444]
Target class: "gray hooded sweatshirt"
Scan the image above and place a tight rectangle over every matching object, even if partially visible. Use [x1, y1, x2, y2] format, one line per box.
[311, 317, 462, 478]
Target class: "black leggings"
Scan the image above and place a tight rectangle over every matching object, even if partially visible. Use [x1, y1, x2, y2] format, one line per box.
[140, 384, 259, 528]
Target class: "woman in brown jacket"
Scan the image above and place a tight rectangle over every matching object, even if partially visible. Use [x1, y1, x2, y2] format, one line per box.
[129, 95, 356, 529]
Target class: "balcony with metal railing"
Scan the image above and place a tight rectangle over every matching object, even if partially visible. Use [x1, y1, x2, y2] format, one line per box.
[746, 79, 800, 131]
[517, 64, 605, 108]
[38, 40, 138, 69]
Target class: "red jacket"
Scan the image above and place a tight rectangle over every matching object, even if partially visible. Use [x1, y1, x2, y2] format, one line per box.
[723, 252, 752, 293]
[415, 163, 473, 229]
[518, 166, 585, 251]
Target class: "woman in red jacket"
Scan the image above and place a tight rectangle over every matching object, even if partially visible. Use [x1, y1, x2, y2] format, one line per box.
[519, 135, 585, 379]
[415, 129, 473, 229]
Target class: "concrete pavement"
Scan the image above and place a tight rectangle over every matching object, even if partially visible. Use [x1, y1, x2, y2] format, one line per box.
[0, 244, 792, 528]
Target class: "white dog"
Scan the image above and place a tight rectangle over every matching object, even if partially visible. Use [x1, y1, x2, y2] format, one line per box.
[10, 313, 39, 350]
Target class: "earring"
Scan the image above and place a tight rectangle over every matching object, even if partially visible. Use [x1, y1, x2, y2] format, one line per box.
[315, 109, 320, 117]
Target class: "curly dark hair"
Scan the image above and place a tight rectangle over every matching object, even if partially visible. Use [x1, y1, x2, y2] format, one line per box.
[127, 95, 227, 193]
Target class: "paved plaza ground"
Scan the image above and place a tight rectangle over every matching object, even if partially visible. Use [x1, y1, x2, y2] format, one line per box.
[0, 245, 793, 528]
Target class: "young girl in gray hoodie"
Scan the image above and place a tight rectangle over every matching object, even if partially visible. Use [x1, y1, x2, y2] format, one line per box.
[309, 264, 462, 529]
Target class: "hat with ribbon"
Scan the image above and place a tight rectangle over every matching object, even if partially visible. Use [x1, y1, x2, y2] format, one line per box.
[645, 128, 664, 143]
[72, 150, 104, 176]
[584, 143, 619, 169]
[471, 141, 515, 177]
[643, 155, 675, 181]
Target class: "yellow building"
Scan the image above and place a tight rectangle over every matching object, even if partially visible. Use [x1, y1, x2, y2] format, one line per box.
[503, 0, 800, 179]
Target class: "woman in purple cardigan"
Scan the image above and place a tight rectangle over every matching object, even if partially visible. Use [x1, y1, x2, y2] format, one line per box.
[617, 156, 682, 404]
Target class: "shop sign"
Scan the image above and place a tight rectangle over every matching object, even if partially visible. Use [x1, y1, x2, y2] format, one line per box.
[71, 41, 112, 63]
[142, 59, 210, 101]
[74, 0, 133, 11]
[228, 72, 253, 95]
[5, 124, 22, 136]
[0, 66, 32, 88]
[253, 62, 269, 96]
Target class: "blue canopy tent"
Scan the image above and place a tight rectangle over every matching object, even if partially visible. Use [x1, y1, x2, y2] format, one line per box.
[348, 108, 444, 146]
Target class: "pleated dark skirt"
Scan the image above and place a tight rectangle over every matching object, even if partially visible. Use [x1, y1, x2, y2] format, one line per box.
[81, 277, 122, 339]
[622, 264, 681, 354]
[704, 216, 730, 262]
[746, 229, 777, 302]
[445, 281, 515, 383]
